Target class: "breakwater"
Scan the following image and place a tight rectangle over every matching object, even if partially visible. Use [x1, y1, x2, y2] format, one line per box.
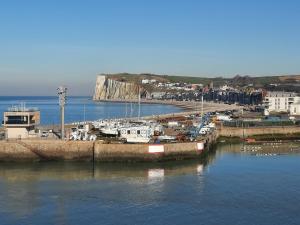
[0, 133, 217, 162]
[1, 124, 300, 162]
[219, 125, 300, 138]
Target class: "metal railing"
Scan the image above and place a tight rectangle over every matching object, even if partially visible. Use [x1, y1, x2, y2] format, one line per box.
[7, 106, 39, 112]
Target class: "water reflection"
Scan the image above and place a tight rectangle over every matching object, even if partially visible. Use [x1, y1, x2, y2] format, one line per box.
[148, 169, 164, 179]
[2, 143, 299, 225]
[218, 142, 300, 155]
[0, 150, 216, 221]
[0, 151, 217, 182]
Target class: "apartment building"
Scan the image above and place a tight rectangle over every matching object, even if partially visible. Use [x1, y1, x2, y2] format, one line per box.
[264, 92, 300, 115]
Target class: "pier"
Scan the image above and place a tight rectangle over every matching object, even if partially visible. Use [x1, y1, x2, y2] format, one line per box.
[0, 97, 299, 162]
[1, 118, 300, 162]
[219, 125, 300, 138]
[0, 132, 218, 162]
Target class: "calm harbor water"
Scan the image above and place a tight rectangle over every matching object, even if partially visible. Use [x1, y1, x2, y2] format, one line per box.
[0, 96, 182, 125]
[0, 143, 300, 225]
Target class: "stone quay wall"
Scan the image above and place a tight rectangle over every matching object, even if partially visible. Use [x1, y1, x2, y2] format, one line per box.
[0, 134, 218, 162]
[219, 125, 300, 138]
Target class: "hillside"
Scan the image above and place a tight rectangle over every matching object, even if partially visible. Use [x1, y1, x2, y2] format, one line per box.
[104, 73, 300, 89]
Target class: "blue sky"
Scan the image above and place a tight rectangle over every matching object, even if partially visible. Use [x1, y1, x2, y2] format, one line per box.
[0, 0, 300, 95]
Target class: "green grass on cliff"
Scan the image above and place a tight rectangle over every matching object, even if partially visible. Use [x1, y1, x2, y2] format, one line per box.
[104, 73, 300, 87]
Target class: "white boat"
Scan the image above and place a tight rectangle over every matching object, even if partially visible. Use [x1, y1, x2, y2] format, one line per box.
[157, 135, 176, 141]
[216, 115, 232, 121]
[69, 126, 97, 141]
[100, 127, 119, 136]
[93, 119, 126, 129]
[126, 137, 151, 143]
[93, 120, 109, 128]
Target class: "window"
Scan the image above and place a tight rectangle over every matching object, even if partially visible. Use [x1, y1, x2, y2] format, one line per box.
[137, 130, 141, 135]
[6, 115, 28, 125]
[127, 130, 130, 134]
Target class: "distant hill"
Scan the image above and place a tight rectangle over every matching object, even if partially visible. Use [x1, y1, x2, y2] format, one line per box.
[104, 73, 300, 90]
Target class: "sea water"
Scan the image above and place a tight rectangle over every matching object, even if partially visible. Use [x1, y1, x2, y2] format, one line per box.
[0, 144, 299, 225]
[0, 96, 182, 125]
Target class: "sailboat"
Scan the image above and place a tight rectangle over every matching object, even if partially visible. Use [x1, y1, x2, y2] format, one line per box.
[100, 127, 119, 136]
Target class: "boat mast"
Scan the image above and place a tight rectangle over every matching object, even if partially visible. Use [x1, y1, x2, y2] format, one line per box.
[201, 93, 204, 118]
[125, 100, 128, 118]
[138, 86, 141, 120]
[83, 103, 86, 123]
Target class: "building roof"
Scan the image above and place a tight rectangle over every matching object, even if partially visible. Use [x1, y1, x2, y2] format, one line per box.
[266, 92, 298, 97]
[6, 106, 39, 112]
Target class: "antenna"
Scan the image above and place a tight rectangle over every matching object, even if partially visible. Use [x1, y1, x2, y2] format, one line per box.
[201, 92, 204, 119]
[138, 86, 141, 120]
[57, 86, 67, 140]
[125, 100, 128, 118]
[83, 103, 86, 123]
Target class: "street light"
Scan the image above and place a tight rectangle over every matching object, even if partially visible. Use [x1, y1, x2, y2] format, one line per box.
[57, 86, 67, 140]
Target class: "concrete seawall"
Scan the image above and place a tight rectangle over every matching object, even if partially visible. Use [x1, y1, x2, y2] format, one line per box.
[94, 142, 203, 162]
[0, 135, 217, 162]
[1, 125, 298, 162]
[219, 125, 300, 138]
[0, 140, 94, 161]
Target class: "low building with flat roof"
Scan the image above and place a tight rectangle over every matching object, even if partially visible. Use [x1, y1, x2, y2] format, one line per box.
[2, 105, 40, 139]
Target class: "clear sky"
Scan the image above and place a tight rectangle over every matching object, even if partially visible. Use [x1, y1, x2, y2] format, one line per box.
[0, 0, 300, 95]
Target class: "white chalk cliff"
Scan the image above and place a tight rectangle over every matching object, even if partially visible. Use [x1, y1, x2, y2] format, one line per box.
[93, 75, 141, 100]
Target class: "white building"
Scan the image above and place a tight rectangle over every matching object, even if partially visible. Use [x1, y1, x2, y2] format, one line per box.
[3, 105, 40, 139]
[141, 79, 150, 84]
[141, 79, 156, 84]
[290, 100, 300, 116]
[264, 92, 300, 115]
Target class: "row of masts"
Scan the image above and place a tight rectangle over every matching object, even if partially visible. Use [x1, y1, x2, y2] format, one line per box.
[124, 88, 205, 121]
[61, 86, 205, 139]
[124, 87, 141, 120]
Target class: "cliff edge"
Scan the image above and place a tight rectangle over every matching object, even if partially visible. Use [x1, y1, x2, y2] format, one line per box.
[93, 75, 141, 100]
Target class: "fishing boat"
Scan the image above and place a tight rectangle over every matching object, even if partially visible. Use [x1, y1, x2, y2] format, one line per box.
[100, 127, 119, 136]
[126, 137, 151, 143]
[69, 125, 97, 141]
[157, 135, 176, 141]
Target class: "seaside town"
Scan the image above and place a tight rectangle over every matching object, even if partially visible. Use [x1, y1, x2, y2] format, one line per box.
[2, 1, 300, 224]
[1, 74, 299, 161]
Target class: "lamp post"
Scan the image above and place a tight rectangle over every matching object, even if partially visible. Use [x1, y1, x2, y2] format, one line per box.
[201, 93, 204, 119]
[57, 86, 67, 140]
